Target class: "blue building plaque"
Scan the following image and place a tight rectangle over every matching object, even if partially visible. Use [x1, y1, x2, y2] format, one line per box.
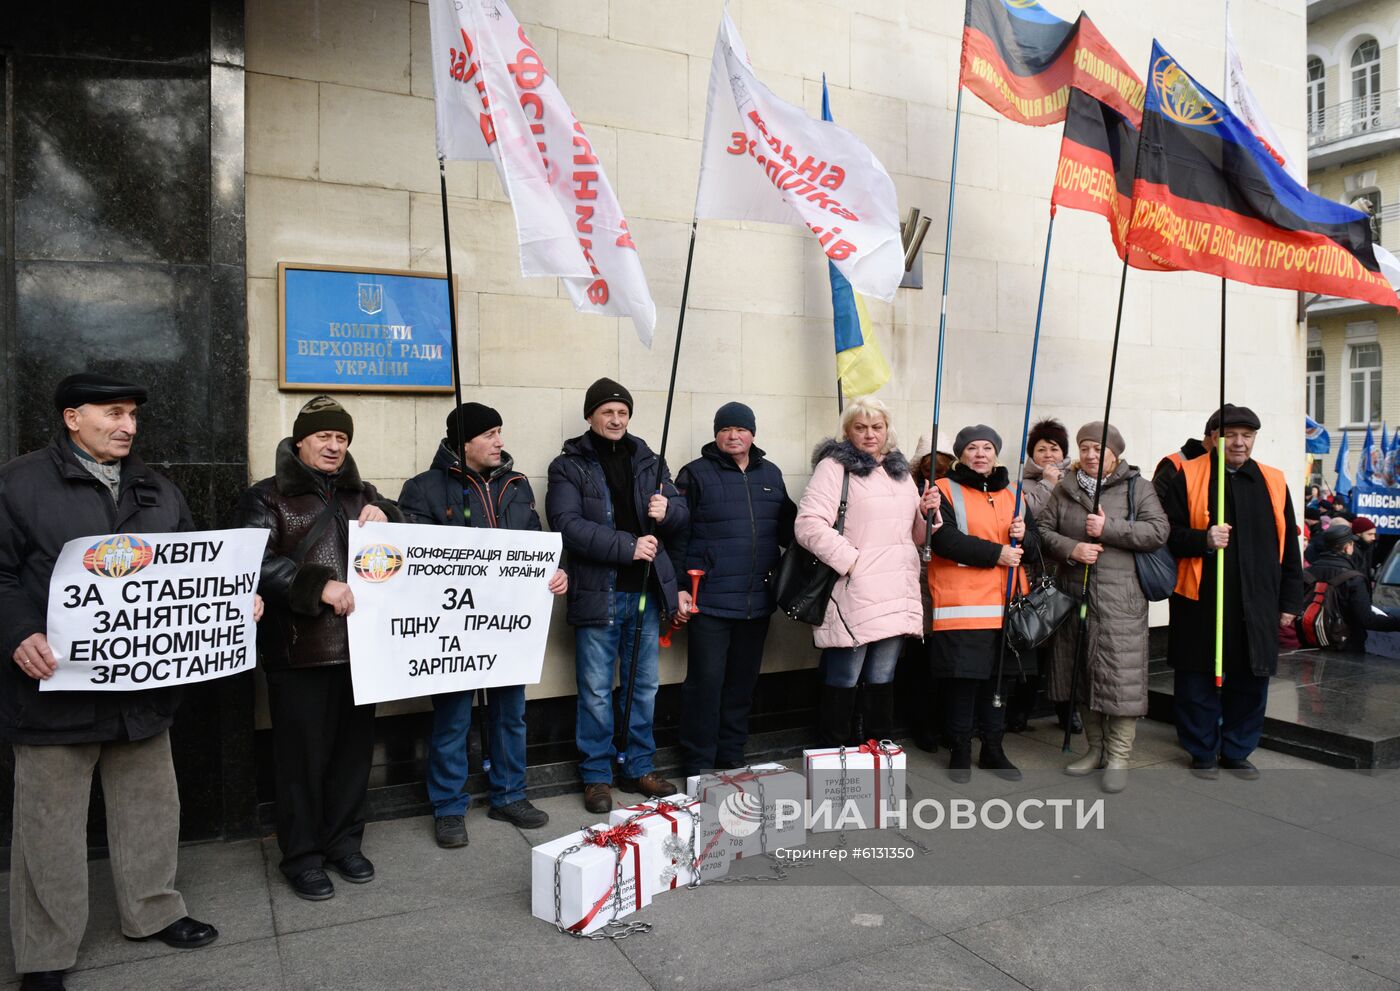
[279, 263, 457, 393]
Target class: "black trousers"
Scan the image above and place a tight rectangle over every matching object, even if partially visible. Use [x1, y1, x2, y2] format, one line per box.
[266, 665, 377, 877]
[678, 613, 772, 776]
[1173, 668, 1270, 762]
[945, 676, 1007, 740]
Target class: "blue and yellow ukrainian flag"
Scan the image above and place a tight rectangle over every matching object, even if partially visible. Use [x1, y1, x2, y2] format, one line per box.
[823, 79, 890, 399]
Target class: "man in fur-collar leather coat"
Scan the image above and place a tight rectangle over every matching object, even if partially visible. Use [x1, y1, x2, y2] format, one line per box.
[235, 396, 401, 903]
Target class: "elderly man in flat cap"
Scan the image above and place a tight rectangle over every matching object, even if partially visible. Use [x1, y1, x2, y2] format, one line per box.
[0, 373, 221, 991]
[1162, 404, 1302, 780]
[235, 395, 401, 901]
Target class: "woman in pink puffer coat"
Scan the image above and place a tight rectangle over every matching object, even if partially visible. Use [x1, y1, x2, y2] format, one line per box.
[795, 397, 940, 745]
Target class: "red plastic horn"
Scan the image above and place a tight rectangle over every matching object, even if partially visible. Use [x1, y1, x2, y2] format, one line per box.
[659, 569, 704, 647]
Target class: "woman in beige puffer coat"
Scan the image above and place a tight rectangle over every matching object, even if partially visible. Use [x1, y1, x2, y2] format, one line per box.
[1037, 422, 1169, 792]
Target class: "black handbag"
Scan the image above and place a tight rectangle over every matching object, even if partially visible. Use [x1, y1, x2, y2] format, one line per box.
[774, 470, 850, 625]
[1005, 539, 1076, 654]
[1127, 475, 1176, 601]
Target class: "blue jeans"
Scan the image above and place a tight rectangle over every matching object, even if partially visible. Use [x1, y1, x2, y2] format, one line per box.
[426, 684, 527, 816]
[822, 637, 903, 688]
[575, 592, 660, 783]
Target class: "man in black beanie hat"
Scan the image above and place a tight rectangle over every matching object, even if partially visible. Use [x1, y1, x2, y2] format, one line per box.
[1162, 403, 1302, 779]
[235, 395, 402, 901]
[1, 374, 222, 988]
[399, 402, 567, 848]
[547, 378, 687, 813]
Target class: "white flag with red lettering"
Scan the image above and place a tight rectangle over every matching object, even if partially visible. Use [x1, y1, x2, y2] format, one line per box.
[696, 11, 904, 302]
[428, 0, 657, 344]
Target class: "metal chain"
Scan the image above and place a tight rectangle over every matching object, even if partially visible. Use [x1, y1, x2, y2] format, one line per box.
[836, 746, 849, 848]
[704, 765, 812, 885]
[552, 816, 653, 941]
[875, 739, 931, 856]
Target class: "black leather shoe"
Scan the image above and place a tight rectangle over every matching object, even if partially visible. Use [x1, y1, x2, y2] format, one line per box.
[289, 867, 335, 900]
[948, 736, 973, 784]
[488, 799, 549, 829]
[19, 971, 66, 990]
[326, 852, 375, 883]
[435, 814, 469, 848]
[126, 916, 219, 949]
[1189, 758, 1219, 780]
[1219, 757, 1260, 780]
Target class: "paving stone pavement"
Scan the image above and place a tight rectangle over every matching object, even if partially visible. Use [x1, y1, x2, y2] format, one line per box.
[3, 719, 1399, 990]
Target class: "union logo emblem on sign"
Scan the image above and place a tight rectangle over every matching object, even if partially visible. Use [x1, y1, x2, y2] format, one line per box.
[1153, 57, 1222, 127]
[82, 535, 155, 578]
[357, 282, 384, 316]
[353, 544, 404, 583]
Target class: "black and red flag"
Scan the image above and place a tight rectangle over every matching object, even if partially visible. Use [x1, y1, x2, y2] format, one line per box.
[1125, 42, 1398, 309]
[959, 0, 1143, 127]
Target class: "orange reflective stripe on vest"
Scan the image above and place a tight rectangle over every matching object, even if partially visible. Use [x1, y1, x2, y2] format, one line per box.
[1173, 455, 1287, 601]
[928, 477, 1029, 631]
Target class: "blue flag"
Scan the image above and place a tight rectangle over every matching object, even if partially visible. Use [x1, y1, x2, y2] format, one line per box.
[1305, 415, 1330, 455]
[1335, 429, 1352, 497]
[1360, 423, 1376, 484]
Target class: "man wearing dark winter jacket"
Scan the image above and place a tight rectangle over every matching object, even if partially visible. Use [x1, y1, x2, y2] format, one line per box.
[1164, 405, 1302, 780]
[0, 374, 222, 991]
[669, 402, 796, 777]
[399, 402, 567, 848]
[235, 396, 401, 901]
[1306, 522, 1400, 654]
[546, 378, 687, 813]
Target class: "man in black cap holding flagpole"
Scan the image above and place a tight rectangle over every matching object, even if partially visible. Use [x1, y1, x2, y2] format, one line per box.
[399, 402, 567, 848]
[1162, 403, 1302, 779]
[0, 373, 224, 991]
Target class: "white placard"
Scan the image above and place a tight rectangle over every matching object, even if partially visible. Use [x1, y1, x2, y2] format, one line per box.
[42, 528, 267, 692]
[346, 521, 561, 705]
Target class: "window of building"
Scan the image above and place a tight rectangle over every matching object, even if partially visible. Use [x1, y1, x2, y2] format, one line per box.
[1307, 346, 1325, 421]
[1351, 38, 1381, 132]
[1308, 57, 1326, 135]
[1349, 340, 1382, 424]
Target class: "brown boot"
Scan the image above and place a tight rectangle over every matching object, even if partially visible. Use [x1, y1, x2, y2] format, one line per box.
[616, 772, 677, 798]
[583, 782, 613, 814]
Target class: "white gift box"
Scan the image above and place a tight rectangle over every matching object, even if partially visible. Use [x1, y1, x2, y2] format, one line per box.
[803, 742, 906, 832]
[692, 762, 808, 858]
[608, 794, 710, 895]
[530, 823, 655, 934]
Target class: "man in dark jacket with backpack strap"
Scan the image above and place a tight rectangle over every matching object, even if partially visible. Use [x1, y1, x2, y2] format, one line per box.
[399, 402, 567, 848]
[546, 379, 687, 813]
[1304, 522, 1400, 654]
[669, 402, 796, 777]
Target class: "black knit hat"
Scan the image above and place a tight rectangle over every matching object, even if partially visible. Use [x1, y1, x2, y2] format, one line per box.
[1204, 403, 1261, 434]
[714, 401, 757, 435]
[584, 377, 633, 418]
[446, 402, 503, 447]
[1321, 521, 1354, 553]
[54, 373, 147, 412]
[1026, 418, 1069, 458]
[954, 424, 1002, 458]
[293, 395, 354, 444]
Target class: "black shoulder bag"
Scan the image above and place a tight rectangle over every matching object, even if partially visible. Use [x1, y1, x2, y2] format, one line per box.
[1127, 475, 1176, 601]
[774, 470, 850, 625]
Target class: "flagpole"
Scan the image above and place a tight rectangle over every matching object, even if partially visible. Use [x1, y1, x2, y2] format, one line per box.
[922, 84, 965, 563]
[615, 215, 698, 772]
[991, 208, 1056, 705]
[438, 158, 493, 772]
[1215, 278, 1227, 688]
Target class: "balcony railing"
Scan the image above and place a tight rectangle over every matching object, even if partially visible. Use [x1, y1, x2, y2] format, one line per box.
[1308, 91, 1400, 148]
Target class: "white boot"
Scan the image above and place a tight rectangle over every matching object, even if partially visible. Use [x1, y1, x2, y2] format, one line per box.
[1101, 715, 1138, 793]
[1064, 707, 1105, 776]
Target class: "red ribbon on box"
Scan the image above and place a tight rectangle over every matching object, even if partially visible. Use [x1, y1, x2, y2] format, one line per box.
[804, 740, 905, 825]
[623, 800, 700, 889]
[566, 823, 644, 933]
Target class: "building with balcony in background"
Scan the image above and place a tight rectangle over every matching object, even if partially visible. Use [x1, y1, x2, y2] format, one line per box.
[1307, 0, 1400, 486]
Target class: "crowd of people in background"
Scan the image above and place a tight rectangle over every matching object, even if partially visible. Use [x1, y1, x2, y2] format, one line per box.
[3, 371, 1388, 990]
